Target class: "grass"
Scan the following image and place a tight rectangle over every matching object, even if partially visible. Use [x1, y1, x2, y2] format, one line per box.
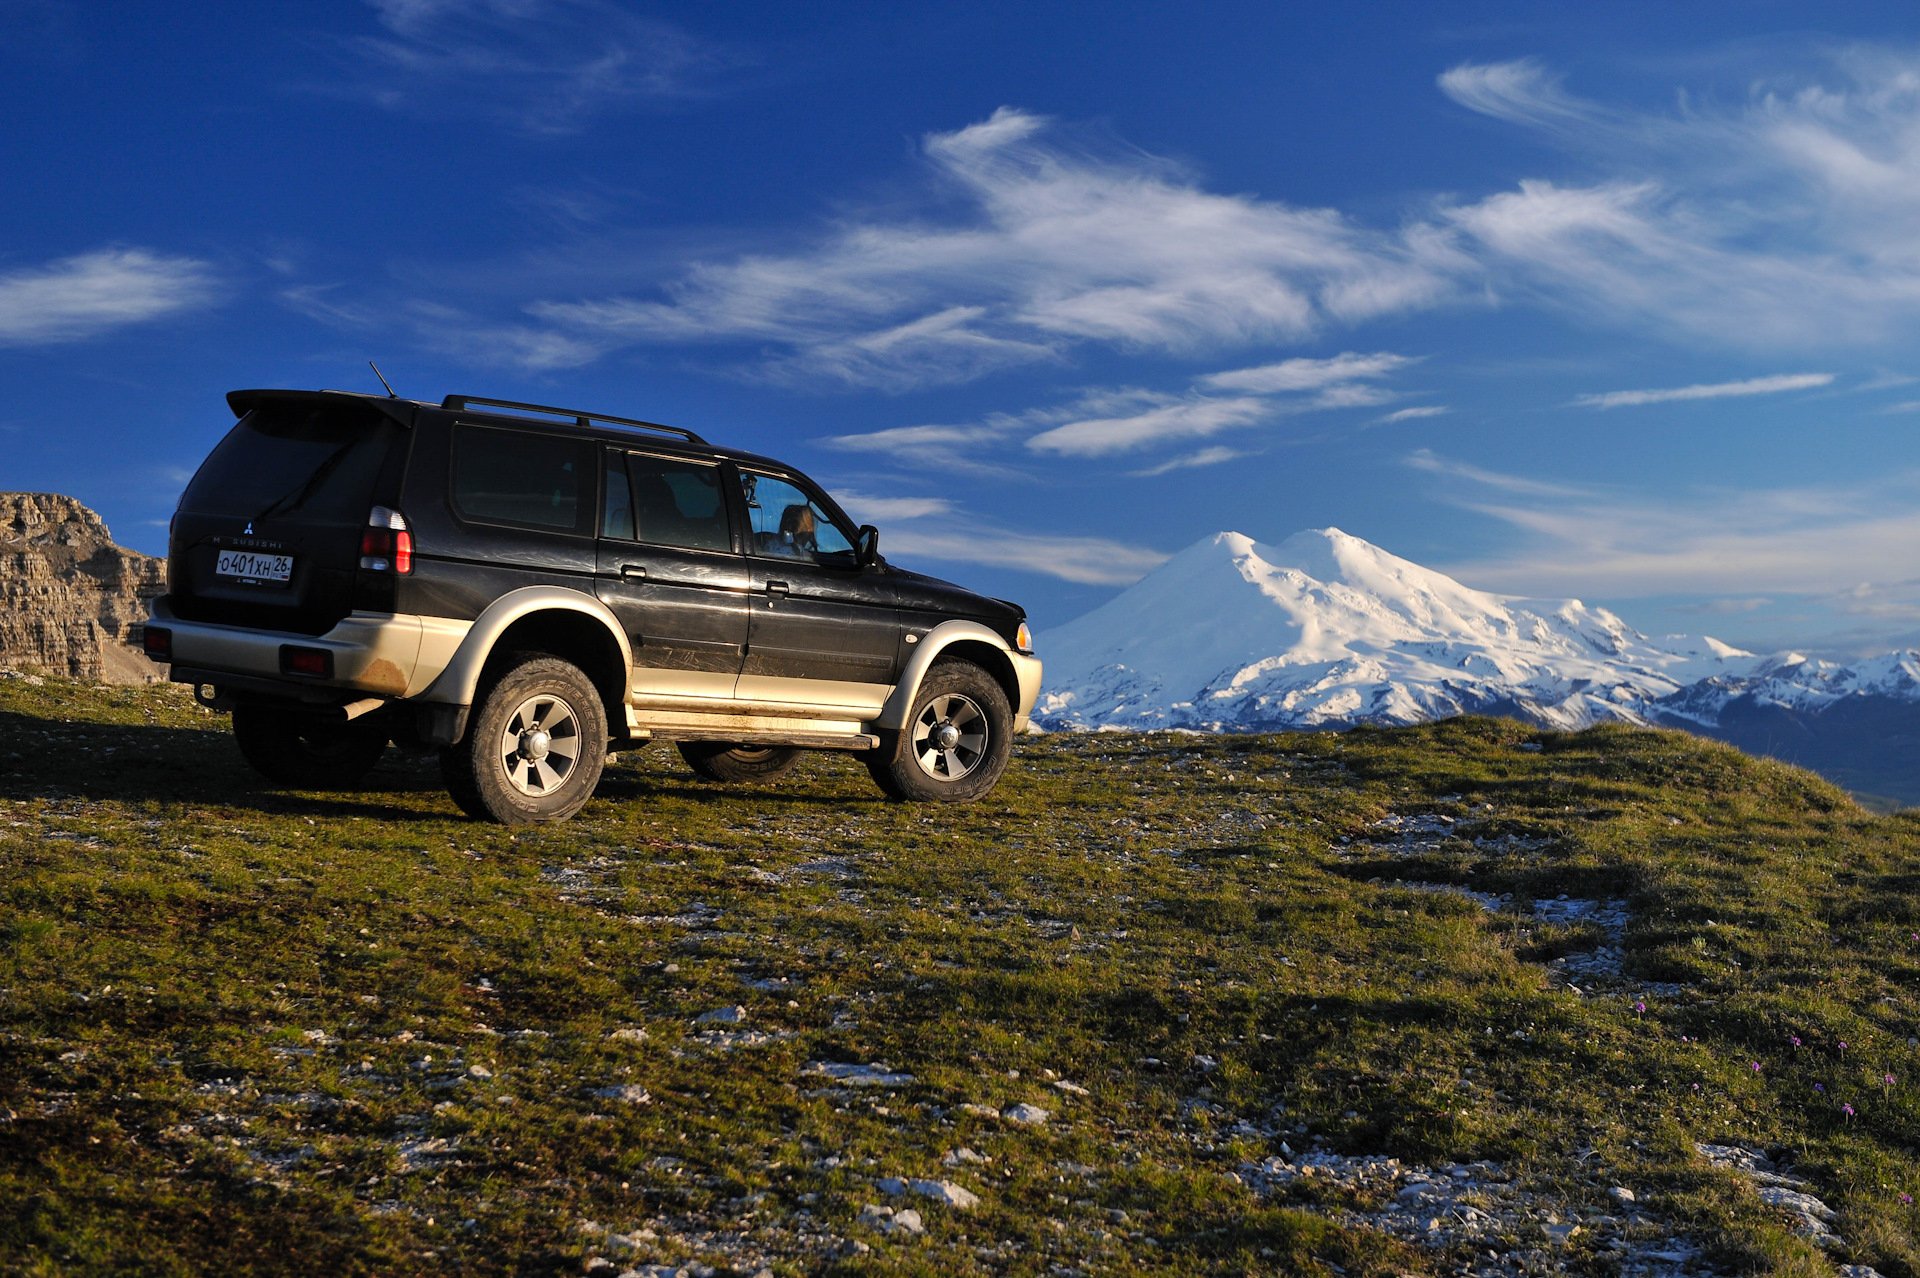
[1, 677, 1917, 1275]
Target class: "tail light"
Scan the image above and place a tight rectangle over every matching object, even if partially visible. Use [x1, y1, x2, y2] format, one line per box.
[142, 627, 172, 661]
[360, 506, 413, 574]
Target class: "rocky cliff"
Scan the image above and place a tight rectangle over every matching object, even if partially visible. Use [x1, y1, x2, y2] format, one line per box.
[0, 493, 166, 684]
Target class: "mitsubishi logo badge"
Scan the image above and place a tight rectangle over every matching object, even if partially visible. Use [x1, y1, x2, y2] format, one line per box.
[243, 521, 254, 535]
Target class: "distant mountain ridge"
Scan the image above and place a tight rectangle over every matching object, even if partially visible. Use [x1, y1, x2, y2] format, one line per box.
[1035, 529, 1920, 804]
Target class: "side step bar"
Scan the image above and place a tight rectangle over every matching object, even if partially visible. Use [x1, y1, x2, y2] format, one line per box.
[631, 727, 880, 752]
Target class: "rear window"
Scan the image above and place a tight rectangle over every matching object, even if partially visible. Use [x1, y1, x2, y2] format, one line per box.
[451, 423, 594, 534]
[182, 404, 399, 523]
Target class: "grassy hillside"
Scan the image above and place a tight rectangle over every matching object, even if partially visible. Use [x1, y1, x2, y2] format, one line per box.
[2, 676, 1918, 1277]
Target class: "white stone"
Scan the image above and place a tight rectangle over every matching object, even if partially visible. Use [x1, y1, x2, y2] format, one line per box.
[694, 1005, 747, 1025]
[1002, 1102, 1051, 1125]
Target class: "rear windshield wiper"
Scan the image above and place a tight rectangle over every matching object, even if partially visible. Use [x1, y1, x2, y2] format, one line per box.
[251, 438, 360, 523]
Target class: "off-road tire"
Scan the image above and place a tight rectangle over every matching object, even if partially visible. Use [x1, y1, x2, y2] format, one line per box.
[677, 742, 803, 784]
[441, 654, 607, 825]
[864, 659, 1013, 802]
[232, 703, 388, 789]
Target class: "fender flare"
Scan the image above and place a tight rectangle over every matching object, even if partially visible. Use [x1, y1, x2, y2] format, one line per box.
[876, 620, 1022, 731]
[417, 585, 632, 710]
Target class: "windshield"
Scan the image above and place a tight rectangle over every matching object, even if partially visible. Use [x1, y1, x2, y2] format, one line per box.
[181, 404, 399, 523]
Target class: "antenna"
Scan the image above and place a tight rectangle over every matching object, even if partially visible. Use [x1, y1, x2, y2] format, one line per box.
[368, 360, 398, 398]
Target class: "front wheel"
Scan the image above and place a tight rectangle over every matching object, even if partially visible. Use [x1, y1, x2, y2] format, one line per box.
[677, 742, 802, 784]
[865, 660, 1014, 802]
[441, 654, 607, 824]
[232, 703, 388, 789]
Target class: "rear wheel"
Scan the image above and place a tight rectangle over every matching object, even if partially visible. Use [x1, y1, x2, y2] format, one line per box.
[232, 703, 388, 788]
[865, 660, 1013, 802]
[441, 654, 607, 824]
[677, 742, 802, 784]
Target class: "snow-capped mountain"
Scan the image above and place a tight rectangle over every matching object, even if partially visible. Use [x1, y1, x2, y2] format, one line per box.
[1034, 530, 1920, 802]
[1036, 529, 1751, 732]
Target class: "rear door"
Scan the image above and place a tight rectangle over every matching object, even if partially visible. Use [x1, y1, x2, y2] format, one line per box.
[732, 469, 901, 713]
[168, 395, 407, 635]
[594, 448, 750, 701]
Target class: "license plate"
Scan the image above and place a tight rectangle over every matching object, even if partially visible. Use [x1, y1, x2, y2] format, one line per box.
[216, 549, 294, 585]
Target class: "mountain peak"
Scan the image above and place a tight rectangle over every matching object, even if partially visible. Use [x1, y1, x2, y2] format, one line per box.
[1036, 526, 1749, 734]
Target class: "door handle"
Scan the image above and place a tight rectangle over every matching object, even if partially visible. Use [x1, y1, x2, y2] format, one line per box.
[765, 580, 790, 597]
[620, 564, 648, 579]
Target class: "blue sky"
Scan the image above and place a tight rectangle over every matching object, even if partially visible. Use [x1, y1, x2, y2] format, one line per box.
[7, 1, 1920, 655]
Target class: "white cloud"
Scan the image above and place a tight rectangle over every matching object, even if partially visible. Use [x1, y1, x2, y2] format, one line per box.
[883, 522, 1169, 586]
[830, 492, 956, 524]
[1572, 372, 1835, 409]
[827, 350, 1423, 467]
[1439, 51, 1920, 347]
[1027, 394, 1271, 457]
[1438, 59, 1606, 132]
[531, 108, 1459, 386]
[1379, 405, 1448, 423]
[1200, 351, 1414, 393]
[1129, 447, 1245, 477]
[336, 0, 735, 133]
[0, 248, 218, 346]
[1411, 448, 1920, 607]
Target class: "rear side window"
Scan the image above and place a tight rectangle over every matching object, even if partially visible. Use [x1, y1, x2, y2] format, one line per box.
[610, 453, 733, 553]
[182, 404, 399, 522]
[452, 423, 594, 533]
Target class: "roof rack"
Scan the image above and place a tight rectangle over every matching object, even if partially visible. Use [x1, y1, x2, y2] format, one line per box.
[441, 394, 707, 444]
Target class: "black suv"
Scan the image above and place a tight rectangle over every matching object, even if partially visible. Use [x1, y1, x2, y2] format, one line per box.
[146, 389, 1041, 823]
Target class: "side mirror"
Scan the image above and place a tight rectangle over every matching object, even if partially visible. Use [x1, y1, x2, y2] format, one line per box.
[857, 524, 881, 567]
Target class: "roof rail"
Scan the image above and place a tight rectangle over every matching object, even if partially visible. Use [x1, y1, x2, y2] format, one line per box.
[441, 394, 707, 444]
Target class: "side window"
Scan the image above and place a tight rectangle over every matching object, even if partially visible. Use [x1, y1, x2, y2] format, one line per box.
[451, 423, 593, 533]
[626, 453, 732, 553]
[738, 472, 855, 566]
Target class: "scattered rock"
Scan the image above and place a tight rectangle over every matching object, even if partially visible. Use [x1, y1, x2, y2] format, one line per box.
[1002, 1103, 1051, 1125]
[877, 1177, 980, 1210]
[694, 1005, 747, 1025]
[803, 1061, 914, 1087]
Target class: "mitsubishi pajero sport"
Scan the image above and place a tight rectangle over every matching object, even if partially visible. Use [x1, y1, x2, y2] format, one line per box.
[145, 389, 1041, 823]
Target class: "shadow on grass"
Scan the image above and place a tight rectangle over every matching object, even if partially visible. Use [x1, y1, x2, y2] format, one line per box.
[0, 708, 449, 820]
[0, 709, 888, 821]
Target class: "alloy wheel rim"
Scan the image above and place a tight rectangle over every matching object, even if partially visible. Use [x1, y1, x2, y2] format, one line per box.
[910, 692, 988, 780]
[498, 694, 582, 796]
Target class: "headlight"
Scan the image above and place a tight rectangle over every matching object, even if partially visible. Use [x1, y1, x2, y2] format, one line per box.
[1015, 620, 1033, 653]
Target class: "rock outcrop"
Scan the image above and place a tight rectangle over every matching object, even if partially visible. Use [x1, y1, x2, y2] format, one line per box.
[0, 493, 166, 684]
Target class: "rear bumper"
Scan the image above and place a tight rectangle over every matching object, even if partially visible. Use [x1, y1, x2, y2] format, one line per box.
[148, 598, 469, 702]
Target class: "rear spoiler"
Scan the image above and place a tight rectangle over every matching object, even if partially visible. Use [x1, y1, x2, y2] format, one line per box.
[226, 388, 421, 428]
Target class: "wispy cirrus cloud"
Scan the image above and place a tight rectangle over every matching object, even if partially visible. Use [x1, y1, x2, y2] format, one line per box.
[825, 350, 1422, 465]
[1379, 405, 1448, 423]
[331, 0, 740, 133]
[1129, 447, 1245, 478]
[1571, 372, 1835, 409]
[1409, 448, 1920, 619]
[530, 108, 1459, 387]
[1438, 51, 1920, 347]
[0, 247, 218, 346]
[882, 521, 1170, 586]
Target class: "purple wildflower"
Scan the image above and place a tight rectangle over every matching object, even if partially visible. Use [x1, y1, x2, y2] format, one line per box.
[1843, 1102, 1856, 1119]
[1790, 1035, 1802, 1048]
